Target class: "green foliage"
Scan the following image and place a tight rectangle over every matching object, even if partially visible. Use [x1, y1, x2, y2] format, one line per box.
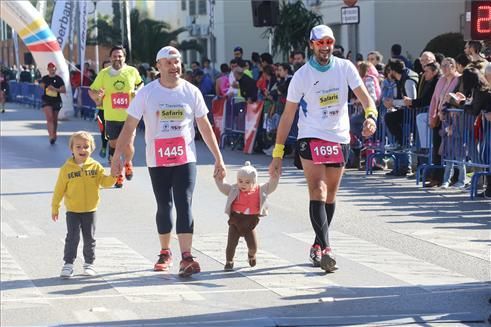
[87, 14, 121, 46]
[129, 9, 187, 64]
[268, 1, 323, 59]
[423, 33, 465, 58]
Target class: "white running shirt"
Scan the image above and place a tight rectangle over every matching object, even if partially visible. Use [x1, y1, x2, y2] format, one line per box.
[287, 57, 363, 144]
[127, 79, 208, 167]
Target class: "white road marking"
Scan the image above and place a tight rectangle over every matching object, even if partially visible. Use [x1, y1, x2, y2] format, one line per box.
[0, 243, 49, 309]
[392, 227, 490, 261]
[16, 219, 46, 236]
[192, 234, 353, 297]
[1, 198, 16, 211]
[94, 237, 205, 303]
[0, 222, 18, 237]
[287, 231, 484, 291]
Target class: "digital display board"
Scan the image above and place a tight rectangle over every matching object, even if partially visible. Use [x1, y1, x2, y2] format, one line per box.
[471, 0, 491, 40]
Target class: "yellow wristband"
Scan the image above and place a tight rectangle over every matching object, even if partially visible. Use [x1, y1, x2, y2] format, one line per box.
[272, 144, 285, 159]
[365, 106, 378, 120]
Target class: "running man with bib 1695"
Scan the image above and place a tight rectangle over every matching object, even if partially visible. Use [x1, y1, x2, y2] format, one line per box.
[268, 25, 377, 273]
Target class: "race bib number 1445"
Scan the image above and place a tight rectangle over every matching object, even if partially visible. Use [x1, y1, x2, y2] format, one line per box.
[154, 137, 187, 166]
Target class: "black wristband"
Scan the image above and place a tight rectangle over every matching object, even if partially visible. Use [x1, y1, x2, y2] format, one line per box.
[367, 114, 377, 124]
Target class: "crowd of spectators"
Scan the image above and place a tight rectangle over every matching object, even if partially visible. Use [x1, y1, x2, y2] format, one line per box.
[2, 39, 490, 198]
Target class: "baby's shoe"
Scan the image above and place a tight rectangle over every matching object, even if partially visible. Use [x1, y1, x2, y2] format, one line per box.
[248, 255, 256, 267]
[224, 261, 234, 271]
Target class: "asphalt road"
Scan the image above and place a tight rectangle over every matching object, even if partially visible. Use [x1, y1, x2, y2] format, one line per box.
[1, 103, 490, 327]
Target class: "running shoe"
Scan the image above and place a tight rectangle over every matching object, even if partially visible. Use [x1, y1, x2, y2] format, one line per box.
[320, 247, 337, 273]
[60, 263, 74, 279]
[49, 138, 56, 145]
[224, 261, 234, 271]
[83, 263, 97, 276]
[309, 244, 321, 267]
[114, 174, 124, 188]
[125, 162, 134, 181]
[154, 249, 173, 271]
[179, 252, 201, 277]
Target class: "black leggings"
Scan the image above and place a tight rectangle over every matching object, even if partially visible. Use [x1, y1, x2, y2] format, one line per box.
[148, 163, 196, 234]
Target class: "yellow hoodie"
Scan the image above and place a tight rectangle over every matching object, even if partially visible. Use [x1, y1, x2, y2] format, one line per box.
[51, 157, 116, 215]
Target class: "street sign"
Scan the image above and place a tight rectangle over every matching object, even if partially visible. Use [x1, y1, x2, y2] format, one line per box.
[341, 6, 360, 24]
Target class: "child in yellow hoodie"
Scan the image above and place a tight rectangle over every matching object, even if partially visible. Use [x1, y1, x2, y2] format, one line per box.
[51, 131, 116, 278]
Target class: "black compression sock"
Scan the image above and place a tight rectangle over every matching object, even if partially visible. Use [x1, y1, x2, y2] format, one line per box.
[309, 200, 330, 249]
[325, 202, 336, 226]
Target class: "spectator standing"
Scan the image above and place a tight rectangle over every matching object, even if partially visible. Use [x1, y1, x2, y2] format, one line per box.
[234, 67, 258, 103]
[424, 58, 460, 187]
[233, 46, 243, 60]
[383, 59, 419, 176]
[465, 40, 489, 72]
[367, 50, 384, 73]
[215, 63, 230, 97]
[391, 43, 412, 69]
[292, 51, 306, 72]
[194, 69, 214, 95]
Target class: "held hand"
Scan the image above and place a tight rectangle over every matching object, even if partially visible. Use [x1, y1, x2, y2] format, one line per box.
[98, 88, 105, 98]
[213, 161, 226, 179]
[362, 118, 377, 137]
[111, 154, 123, 177]
[52, 214, 58, 222]
[269, 157, 283, 178]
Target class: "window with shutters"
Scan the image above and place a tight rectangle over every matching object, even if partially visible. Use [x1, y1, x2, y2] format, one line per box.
[198, 0, 207, 14]
[189, 0, 196, 15]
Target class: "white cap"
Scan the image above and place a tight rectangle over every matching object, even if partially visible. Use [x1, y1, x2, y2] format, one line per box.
[156, 46, 181, 61]
[310, 25, 335, 41]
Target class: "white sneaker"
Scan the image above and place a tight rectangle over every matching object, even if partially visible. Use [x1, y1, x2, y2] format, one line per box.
[60, 263, 74, 279]
[452, 182, 465, 189]
[83, 263, 97, 276]
[441, 182, 450, 189]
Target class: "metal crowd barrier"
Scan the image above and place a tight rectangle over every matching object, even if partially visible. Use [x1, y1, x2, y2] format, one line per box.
[8, 81, 43, 108]
[78, 86, 97, 120]
[421, 108, 490, 199]
[220, 96, 246, 149]
[366, 105, 431, 175]
[470, 113, 491, 199]
[364, 104, 397, 174]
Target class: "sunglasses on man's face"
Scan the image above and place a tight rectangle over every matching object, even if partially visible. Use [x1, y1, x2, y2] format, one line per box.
[312, 38, 334, 47]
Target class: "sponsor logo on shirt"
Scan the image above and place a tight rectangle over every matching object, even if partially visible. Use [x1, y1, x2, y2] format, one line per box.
[159, 108, 185, 121]
[319, 92, 339, 107]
